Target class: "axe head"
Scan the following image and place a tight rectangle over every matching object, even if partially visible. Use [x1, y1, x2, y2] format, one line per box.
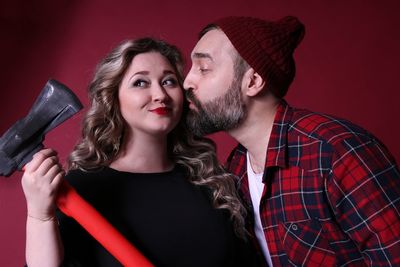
[0, 79, 83, 177]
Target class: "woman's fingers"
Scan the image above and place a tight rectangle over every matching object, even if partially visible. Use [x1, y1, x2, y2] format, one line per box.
[37, 156, 61, 178]
[51, 171, 65, 188]
[21, 148, 66, 219]
[24, 148, 58, 173]
[47, 163, 65, 185]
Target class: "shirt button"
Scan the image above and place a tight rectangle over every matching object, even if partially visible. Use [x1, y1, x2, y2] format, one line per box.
[291, 224, 298, 231]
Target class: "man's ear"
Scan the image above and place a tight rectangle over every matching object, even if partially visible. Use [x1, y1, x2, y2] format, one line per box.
[243, 68, 266, 97]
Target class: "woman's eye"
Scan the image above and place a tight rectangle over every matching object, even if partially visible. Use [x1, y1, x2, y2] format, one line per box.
[133, 79, 148, 87]
[162, 78, 178, 87]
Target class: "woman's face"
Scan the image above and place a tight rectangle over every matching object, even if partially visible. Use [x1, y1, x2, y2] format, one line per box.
[118, 51, 183, 138]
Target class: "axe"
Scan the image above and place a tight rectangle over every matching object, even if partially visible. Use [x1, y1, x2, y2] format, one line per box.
[0, 79, 153, 267]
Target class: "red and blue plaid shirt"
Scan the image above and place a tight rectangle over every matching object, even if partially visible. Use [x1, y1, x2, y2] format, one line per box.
[226, 100, 400, 266]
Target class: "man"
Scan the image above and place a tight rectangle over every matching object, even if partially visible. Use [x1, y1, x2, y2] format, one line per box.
[184, 16, 400, 266]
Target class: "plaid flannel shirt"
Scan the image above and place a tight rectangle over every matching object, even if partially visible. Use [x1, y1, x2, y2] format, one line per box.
[226, 100, 400, 266]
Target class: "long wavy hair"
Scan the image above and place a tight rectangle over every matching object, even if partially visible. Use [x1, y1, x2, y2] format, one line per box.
[68, 37, 246, 237]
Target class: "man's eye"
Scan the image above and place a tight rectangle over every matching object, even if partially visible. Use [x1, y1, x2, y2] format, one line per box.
[133, 79, 148, 87]
[199, 68, 210, 73]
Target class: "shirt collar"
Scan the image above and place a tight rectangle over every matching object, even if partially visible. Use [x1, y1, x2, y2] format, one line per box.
[232, 100, 292, 170]
[264, 99, 292, 169]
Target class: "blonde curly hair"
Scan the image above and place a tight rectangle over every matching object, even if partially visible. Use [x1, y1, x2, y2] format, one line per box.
[68, 37, 247, 237]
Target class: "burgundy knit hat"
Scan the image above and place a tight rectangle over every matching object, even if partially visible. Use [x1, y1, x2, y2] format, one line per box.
[212, 16, 305, 98]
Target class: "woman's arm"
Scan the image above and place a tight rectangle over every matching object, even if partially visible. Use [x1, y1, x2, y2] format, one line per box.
[21, 148, 65, 267]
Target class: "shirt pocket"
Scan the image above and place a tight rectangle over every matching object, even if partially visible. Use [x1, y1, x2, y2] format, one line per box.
[278, 219, 336, 266]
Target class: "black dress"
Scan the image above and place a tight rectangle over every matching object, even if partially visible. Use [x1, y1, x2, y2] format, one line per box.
[57, 165, 257, 266]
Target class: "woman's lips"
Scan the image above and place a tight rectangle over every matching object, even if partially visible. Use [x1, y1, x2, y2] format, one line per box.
[150, 107, 171, 115]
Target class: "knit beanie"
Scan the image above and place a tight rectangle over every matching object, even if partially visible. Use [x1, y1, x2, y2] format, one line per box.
[212, 16, 305, 98]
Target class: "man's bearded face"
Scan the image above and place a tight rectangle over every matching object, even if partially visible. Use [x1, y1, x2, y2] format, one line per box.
[185, 76, 246, 137]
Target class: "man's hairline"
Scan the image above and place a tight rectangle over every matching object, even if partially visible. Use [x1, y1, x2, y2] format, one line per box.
[197, 24, 247, 70]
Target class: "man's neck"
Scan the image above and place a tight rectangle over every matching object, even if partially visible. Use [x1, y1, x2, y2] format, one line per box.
[228, 98, 279, 173]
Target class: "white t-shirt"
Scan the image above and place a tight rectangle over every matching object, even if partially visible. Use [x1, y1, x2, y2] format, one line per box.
[246, 152, 273, 266]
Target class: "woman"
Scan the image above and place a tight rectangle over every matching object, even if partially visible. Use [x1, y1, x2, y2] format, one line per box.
[22, 38, 257, 266]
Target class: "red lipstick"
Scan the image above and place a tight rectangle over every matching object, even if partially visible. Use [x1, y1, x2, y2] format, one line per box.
[150, 107, 171, 115]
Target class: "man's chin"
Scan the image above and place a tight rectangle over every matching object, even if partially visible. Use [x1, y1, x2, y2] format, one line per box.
[186, 112, 203, 136]
[186, 109, 198, 121]
[186, 112, 212, 137]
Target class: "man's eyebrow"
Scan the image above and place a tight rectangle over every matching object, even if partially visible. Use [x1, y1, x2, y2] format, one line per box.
[192, 52, 213, 61]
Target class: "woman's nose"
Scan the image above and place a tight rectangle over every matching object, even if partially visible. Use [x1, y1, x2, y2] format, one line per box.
[153, 84, 169, 102]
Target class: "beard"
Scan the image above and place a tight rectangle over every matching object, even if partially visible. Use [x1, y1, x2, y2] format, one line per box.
[185, 77, 246, 137]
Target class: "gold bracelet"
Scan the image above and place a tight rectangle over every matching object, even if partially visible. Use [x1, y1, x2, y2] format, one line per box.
[27, 214, 56, 222]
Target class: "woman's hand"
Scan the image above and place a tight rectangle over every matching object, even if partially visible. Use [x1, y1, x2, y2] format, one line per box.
[21, 148, 65, 221]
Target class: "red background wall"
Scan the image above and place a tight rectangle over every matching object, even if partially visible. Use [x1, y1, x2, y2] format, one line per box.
[1, 0, 399, 265]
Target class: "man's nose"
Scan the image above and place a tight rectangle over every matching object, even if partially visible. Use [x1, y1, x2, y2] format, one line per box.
[183, 71, 193, 91]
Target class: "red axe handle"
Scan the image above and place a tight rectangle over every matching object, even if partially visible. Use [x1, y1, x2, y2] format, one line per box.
[56, 180, 154, 267]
